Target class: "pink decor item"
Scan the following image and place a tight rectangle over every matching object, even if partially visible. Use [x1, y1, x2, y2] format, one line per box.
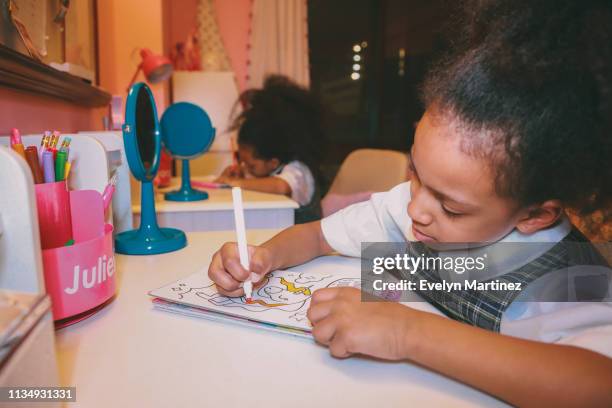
[36, 187, 116, 327]
[35, 181, 73, 250]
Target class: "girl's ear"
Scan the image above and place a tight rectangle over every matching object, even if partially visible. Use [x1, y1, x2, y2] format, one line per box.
[515, 200, 563, 234]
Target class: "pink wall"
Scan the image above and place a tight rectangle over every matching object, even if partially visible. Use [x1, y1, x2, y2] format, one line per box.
[0, 0, 169, 135]
[164, 0, 252, 92]
[0, 0, 248, 136]
[0, 88, 106, 135]
[163, 0, 198, 57]
[98, 0, 168, 113]
[214, 0, 251, 92]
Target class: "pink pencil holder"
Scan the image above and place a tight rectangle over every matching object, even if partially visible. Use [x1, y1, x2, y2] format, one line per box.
[35, 186, 116, 326]
[35, 181, 73, 249]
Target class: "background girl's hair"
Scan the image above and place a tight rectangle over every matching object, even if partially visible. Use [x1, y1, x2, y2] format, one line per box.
[422, 0, 612, 216]
[232, 75, 325, 168]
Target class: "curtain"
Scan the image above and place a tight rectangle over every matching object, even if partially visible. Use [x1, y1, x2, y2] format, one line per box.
[248, 0, 310, 88]
[197, 0, 232, 71]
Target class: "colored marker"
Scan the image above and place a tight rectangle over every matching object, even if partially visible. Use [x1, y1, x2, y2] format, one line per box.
[102, 173, 118, 211]
[42, 150, 55, 183]
[231, 137, 239, 165]
[191, 180, 231, 189]
[231, 187, 253, 302]
[40, 131, 51, 164]
[9, 128, 25, 160]
[60, 136, 71, 151]
[228, 147, 242, 177]
[51, 131, 60, 148]
[64, 161, 72, 180]
[10, 128, 21, 145]
[55, 150, 67, 182]
[60, 136, 71, 159]
[40, 132, 50, 149]
[25, 146, 44, 184]
[47, 132, 55, 149]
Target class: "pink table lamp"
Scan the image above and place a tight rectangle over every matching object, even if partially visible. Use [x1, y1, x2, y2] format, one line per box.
[126, 48, 173, 91]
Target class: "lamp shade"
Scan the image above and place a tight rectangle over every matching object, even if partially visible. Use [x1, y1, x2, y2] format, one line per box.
[126, 48, 174, 91]
[140, 48, 173, 83]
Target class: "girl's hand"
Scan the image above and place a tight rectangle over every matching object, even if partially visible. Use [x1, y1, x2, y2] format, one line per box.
[307, 287, 419, 360]
[216, 164, 244, 182]
[207, 243, 273, 296]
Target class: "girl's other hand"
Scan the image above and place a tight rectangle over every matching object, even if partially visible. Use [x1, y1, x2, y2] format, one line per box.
[228, 164, 244, 178]
[307, 287, 419, 360]
[208, 243, 273, 297]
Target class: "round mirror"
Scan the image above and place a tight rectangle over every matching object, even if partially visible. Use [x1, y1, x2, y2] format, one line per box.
[123, 84, 160, 181]
[135, 86, 158, 177]
[160, 102, 215, 201]
[161, 102, 215, 158]
[115, 82, 186, 255]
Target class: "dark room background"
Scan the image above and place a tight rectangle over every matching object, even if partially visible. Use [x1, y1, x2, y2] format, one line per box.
[308, 0, 454, 180]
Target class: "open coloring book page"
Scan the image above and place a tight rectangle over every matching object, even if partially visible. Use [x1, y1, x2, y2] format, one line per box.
[149, 267, 361, 333]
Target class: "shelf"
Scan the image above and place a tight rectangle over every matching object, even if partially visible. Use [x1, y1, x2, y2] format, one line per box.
[0, 45, 111, 107]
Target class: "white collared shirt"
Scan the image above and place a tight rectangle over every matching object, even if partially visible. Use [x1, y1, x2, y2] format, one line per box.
[272, 161, 315, 206]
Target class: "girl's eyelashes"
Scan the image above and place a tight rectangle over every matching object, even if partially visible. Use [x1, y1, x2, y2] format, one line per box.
[408, 156, 463, 219]
[442, 206, 463, 218]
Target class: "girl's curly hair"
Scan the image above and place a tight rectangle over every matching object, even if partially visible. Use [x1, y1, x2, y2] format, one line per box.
[232, 75, 325, 169]
[422, 0, 612, 218]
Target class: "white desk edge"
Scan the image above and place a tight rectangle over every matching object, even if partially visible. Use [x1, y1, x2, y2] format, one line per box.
[54, 230, 505, 408]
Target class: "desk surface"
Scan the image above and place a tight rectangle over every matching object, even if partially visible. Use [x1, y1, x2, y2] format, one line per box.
[55, 230, 505, 408]
[132, 177, 299, 214]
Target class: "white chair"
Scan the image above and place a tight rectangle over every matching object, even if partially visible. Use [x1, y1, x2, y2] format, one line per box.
[322, 148, 409, 216]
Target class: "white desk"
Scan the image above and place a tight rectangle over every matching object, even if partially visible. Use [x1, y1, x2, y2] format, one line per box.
[132, 178, 299, 232]
[55, 230, 506, 408]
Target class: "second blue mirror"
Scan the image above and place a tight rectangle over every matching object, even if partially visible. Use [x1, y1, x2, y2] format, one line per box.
[160, 102, 215, 201]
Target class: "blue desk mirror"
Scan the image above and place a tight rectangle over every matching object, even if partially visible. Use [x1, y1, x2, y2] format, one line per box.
[160, 102, 215, 201]
[115, 83, 187, 255]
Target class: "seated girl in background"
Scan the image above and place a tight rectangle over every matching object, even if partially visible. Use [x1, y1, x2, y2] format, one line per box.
[209, 0, 612, 406]
[215, 75, 325, 223]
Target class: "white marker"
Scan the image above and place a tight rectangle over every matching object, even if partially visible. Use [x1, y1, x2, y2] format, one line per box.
[231, 187, 253, 301]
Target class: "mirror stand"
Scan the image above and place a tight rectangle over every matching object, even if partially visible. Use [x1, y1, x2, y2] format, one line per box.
[115, 180, 186, 254]
[164, 159, 208, 201]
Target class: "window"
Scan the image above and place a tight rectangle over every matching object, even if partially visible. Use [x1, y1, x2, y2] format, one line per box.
[308, 0, 453, 170]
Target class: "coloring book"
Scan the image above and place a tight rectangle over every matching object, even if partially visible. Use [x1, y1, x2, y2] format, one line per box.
[149, 268, 361, 337]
